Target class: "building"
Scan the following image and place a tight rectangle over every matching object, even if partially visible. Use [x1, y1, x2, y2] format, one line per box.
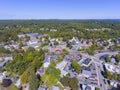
[105, 63, 120, 74]
[44, 55, 51, 68]
[2, 78, 12, 87]
[51, 86, 60, 90]
[38, 86, 48, 90]
[0, 56, 13, 68]
[110, 80, 120, 88]
[15, 79, 21, 88]
[56, 61, 68, 77]
[44, 55, 58, 68]
[82, 58, 93, 67]
[36, 68, 45, 76]
[82, 84, 95, 90]
[0, 71, 7, 83]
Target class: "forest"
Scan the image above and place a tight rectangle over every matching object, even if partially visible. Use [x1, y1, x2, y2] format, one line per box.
[0, 20, 120, 42]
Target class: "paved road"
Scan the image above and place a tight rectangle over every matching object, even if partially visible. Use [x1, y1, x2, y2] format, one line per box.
[68, 49, 119, 90]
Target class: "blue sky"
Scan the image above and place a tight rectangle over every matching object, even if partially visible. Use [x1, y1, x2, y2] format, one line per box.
[0, 0, 120, 19]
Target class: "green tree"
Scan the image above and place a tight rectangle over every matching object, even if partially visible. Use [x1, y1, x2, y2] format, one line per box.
[21, 68, 31, 84]
[54, 41, 59, 45]
[116, 54, 120, 62]
[106, 57, 111, 62]
[60, 76, 78, 90]
[58, 57, 63, 62]
[18, 42, 23, 49]
[60, 76, 69, 87]
[95, 87, 100, 90]
[71, 61, 82, 73]
[104, 70, 111, 79]
[29, 71, 39, 90]
[69, 77, 78, 90]
[62, 49, 69, 56]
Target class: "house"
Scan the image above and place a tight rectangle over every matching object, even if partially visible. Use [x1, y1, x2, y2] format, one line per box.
[0, 71, 7, 83]
[117, 38, 120, 44]
[40, 28, 45, 31]
[69, 37, 79, 45]
[44, 55, 58, 68]
[18, 34, 25, 38]
[15, 79, 21, 88]
[56, 61, 68, 77]
[26, 33, 46, 38]
[18, 33, 46, 39]
[36, 68, 45, 76]
[23, 84, 29, 90]
[38, 86, 48, 90]
[81, 84, 95, 90]
[44, 55, 51, 68]
[50, 29, 57, 32]
[4, 45, 10, 50]
[2, 78, 12, 87]
[110, 80, 120, 88]
[111, 58, 116, 64]
[0, 56, 13, 68]
[51, 86, 60, 90]
[27, 38, 39, 45]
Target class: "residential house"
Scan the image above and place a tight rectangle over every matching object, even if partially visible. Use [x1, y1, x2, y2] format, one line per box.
[0, 56, 13, 68]
[51, 86, 60, 90]
[110, 80, 120, 88]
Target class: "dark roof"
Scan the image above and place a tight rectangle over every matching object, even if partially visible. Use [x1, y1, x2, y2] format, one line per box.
[83, 58, 92, 65]
[100, 54, 109, 60]
[2, 79, 12, 87]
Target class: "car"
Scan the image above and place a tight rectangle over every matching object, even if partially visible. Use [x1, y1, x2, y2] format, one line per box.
[103, 79, 106, 84]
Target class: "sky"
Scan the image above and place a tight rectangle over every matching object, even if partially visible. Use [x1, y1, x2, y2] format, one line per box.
[0, 0, 120, 19]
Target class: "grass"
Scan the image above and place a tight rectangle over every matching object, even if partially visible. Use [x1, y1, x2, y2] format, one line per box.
[8, 84, 19, 90]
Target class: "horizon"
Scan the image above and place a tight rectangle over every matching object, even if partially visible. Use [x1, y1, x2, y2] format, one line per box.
[0, 0, 120, 19]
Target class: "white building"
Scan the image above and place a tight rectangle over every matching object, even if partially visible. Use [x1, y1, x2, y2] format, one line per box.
[110, 80, 119, 88]
[43, 56, 51, 68]
[82, 84, 95, 90]
[105, 63, 120, 74]
[15, 79, 21, 88]
[56, 61, 68, 77]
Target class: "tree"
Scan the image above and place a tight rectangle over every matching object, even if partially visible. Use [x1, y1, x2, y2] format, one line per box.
[29, 71, 39, 90]
[116, 54, 120, 62]
[45, 65, 60, 80]
[86, 48, 95, 55]
[58, 57, 63, 62]
[54, 41, 59, 45]
[104, 70, 111, 79]
[106, 56, 111, 62]
[113, 73, 118, 80]
[62, 49, 69, 56]
[69, 77, 78, 90]
[95, 87, 100, 90]
[67, 43, 72, 49]
[26, 47, 35, 53]
[18, 42, 23, 49]
[60, 76, 78, 90]
[60, 76, 69, 87]
[71, 61, 82, 73]
[21, 68, 30, 84]
[42, 65, 60, 86]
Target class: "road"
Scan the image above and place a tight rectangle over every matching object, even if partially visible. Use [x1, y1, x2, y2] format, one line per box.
[67, 49, 118, 90]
